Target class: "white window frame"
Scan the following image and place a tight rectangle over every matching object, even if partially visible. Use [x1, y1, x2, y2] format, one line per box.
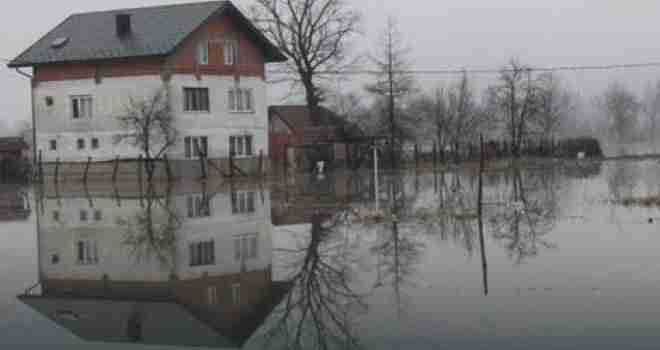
[224, 40, 236, 65]
[77, 138, 86, 150]
[183, 88, 210, 113]
[184, 136, 209, 159]
[231, 191, 256, 215]
[186, 194, 211, 218]
[197, 42, 209, 65]
[207, 286, 218, 305]
[234, 233, 258, 262]
[76, 240, 98, 265]
[232, 283, 241, 305]
[229, 135, 254, 158]
[228, 88, 254, 113]
[189, 240, 215, 267]
[71, 95, 93, 119]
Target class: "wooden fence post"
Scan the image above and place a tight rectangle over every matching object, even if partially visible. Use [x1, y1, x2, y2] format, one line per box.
[164, 154, 173, 182]
[54, 157, 60, 184]
[83, 156, 92, 184]
[112, 156, 119, 183]
[414, 144, 419, 168]
[229, 151, 234, 179]
[138, 155, 143, 188]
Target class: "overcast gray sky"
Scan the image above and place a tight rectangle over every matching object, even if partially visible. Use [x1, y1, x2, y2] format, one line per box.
[3, 0, 660, 134]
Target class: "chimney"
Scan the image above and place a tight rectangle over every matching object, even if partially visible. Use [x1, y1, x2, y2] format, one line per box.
[116, 14, 132, 37]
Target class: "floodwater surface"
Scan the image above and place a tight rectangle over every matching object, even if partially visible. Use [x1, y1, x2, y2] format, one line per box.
[1, 159, 660, 349]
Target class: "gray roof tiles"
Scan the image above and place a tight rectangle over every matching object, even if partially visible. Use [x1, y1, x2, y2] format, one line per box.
[8, 1, 285, 67]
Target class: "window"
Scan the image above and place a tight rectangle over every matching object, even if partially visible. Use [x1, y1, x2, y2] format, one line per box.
[184, 136, 208, 158]
[91, 138, 99, 150]
[94, 210, 102, 222]
[52, 210, 60, 222]
[184, 88, 210, 112]
[189, 241, 215, 266]
[228, 88, 253, 112]
[186, 195, 211, 218]
[224, 40, 236, 65]
[229, 135, 253, 157]
[207, 286, 218, 305]
[232, 283, 241, 305]
[45, 96, 54, 107]
[231, 191, 256, 215]
[71, 95, 93, 119]
[79, 210, 88, 222]
[49, 140, 57, 151]
[234, 234, 258, 262]
[77, 240, 98, 265]
[77, 139, 85, 150]
[197, 42, 209, 65]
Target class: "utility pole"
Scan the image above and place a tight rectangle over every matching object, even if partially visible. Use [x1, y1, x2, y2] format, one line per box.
[387, 17, 396, 169]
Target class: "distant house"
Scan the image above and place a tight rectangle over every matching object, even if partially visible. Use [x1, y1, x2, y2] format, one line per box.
[0, 137, 29, 161]
[268, 105, 363, 167]
[0, 187, 30, 221]
[7, 1, 285, 171]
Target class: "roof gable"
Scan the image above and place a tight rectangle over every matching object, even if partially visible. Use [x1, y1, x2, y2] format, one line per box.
[8, 1, 285, 68]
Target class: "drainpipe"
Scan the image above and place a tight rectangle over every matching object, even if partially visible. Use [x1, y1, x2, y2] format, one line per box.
[12, 67, 36, 165]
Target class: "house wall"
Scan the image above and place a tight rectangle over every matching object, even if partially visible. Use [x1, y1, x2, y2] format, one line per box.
[38, 190, 273, 282]
[32, 12, 270, 164]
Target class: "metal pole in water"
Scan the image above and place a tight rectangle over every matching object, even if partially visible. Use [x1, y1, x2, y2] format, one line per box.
[374, 144, 379, 211]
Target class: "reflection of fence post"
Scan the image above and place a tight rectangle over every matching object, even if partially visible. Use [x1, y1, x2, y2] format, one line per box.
[38, 150, 43, 184]
[258, 149, 264, 177]
[137, 155, 143, 187]
[112, 156, 119, 183]
[54, 157, 60, 184]
[83, 156, 92, 184]
[414, 144, 419, 168]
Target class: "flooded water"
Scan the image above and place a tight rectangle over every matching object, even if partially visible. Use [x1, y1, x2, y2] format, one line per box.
[1, 159, 660, 349]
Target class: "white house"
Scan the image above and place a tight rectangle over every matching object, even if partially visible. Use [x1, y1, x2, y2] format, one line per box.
[8, 1, 286, 166]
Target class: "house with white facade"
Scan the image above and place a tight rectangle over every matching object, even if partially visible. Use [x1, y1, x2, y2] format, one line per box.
[7, 1, 285, 174]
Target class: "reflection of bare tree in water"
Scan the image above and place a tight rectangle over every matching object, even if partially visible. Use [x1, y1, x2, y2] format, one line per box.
[118, 184, 182, 273]
[490, 169, 559, 264]
[371, 179, 425, 317]
[266, 211, 366, 350]
[607, 161, 641, 202]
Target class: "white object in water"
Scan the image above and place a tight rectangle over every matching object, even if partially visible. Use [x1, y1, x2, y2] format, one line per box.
[577, 152, 586, 160]
[316, 161, 325, 174]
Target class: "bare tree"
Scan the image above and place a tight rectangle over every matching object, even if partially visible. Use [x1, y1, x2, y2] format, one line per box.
[536, 74, 574, 143]
[446, 72, 483, 161]
[407, 86, 449, 154]
[488, 60, 544, 158]
[115, 88, 178, 180]
[597, 82, 640, 144]
[366, 17, 416, 166]
[251, 0, 361, 114]
[643, 81, 660, 151]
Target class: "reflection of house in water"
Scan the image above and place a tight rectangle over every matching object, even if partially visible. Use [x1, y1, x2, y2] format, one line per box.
[19, 185, 289, 348]
[0, 186, 30, 221]
[271, 172, 373, 226]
